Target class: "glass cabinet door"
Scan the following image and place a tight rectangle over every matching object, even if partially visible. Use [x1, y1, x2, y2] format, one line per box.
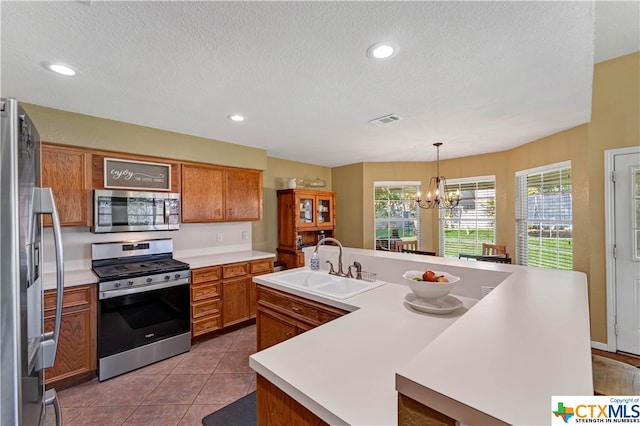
[316, 195, 333, 227]
[297, 196, 316, 227]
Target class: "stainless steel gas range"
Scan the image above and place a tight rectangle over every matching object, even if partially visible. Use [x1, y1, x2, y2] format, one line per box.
[92, 238, 191, 381]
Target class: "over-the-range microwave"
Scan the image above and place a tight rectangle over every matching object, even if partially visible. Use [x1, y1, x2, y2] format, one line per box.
[91, 189, 180, 233]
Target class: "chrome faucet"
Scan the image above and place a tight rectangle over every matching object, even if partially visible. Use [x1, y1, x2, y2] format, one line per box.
[314, 237, 346, 277]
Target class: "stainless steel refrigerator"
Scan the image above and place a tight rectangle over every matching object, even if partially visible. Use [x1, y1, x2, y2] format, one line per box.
[1, 98, 64, 425]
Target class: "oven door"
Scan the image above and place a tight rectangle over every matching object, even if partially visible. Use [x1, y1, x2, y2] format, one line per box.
[98, 280, 190, 359]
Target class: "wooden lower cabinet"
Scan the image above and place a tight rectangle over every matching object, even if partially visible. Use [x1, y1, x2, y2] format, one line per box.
[256, 285, 348, 351]
[190, 266, 223, 337]
[257, 374, 327, 426]
[43, 285, 97, 387]
[191, 258, 274, 338]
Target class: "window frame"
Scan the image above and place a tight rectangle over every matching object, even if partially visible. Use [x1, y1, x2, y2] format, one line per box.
[373, 181, 421, 251]
[438, 175, 497, 258]
[515, 160, 573, 270]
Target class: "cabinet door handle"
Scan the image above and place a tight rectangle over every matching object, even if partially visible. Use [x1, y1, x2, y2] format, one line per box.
[291, 306, 302, 313]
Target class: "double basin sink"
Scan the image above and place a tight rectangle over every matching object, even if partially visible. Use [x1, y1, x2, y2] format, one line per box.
[270, 269, 384, 299]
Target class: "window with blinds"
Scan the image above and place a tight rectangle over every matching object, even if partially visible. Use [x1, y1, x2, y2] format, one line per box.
[515, 161, 572, 270]
[374, 182, 421, 251]
[439, 176, 496, 258]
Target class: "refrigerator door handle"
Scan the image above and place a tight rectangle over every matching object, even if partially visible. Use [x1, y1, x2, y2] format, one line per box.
[35, 187, 64, 369]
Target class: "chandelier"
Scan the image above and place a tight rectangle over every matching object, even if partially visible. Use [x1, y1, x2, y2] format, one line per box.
[416, 142, 461, 210]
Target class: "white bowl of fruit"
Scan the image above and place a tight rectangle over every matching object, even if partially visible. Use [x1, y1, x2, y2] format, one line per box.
[402, 270, 460, 300]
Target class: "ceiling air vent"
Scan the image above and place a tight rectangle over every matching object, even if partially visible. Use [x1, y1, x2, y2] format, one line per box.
[368, 114, 402, 126]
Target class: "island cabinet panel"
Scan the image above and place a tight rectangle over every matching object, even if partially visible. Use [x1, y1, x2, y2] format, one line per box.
[256, 285, 348, 351]
[181, 164, 225, 222]
[276, 189, 336, 269]
[398, 394, 456, 426]
[249, 259, 274, 318]
[42, 144, 91, 227]
[190, 266, 222, 337]
[225, 168, 263, 221]
[257, 374, 327, 426]
[43, 285, 97, 387]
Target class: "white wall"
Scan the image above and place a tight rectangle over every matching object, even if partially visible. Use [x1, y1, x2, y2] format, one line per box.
[42, 222, 262, 273]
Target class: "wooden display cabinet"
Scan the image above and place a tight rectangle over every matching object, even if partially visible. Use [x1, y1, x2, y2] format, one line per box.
[276, 189, 336, 269]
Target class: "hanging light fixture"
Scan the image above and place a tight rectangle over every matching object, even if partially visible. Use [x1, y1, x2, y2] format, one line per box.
[416, 142, 462, 210]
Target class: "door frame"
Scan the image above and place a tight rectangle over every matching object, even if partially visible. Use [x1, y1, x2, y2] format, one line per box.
[604, 146, 640, 352]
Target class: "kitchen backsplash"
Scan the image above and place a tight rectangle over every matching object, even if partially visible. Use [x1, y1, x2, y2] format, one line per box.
[41, 221, 254, 274]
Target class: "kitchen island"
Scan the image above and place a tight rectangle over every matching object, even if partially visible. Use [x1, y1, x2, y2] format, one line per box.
[250, 246, 592, 425]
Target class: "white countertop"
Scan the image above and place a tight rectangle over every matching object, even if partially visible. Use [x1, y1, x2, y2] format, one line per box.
[177, 250, 275, 269]
[44, 249, 275, 290]
[249, 250, 592, 426]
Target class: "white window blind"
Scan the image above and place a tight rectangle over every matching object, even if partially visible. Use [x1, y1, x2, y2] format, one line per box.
[439, 176, 496, 258]
[515, 161, 572, 270]
[374, 182, 421, 250]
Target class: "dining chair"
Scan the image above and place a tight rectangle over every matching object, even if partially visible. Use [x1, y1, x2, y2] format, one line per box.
[402, 249, 436, 256]
[482, 243, 508, 257]
[394, 240, 418, 252]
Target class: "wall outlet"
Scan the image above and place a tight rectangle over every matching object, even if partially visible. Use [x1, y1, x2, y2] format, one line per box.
[481, 286, 495, 298]
[242, 231, 248, 241]
[216, 232, 223, 242]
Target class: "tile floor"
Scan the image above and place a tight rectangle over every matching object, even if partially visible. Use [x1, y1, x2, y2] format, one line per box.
[46, 324, 257, 426]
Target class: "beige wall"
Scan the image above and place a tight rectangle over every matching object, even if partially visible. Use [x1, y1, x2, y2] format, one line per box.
[22, 104, 268, 170]
[255, 157, 332, 253]
[333, 52, 639, 344]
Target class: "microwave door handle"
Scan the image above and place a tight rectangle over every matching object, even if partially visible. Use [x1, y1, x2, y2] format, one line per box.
[35, 188, 64, 369]
[164, 198, 170, 228]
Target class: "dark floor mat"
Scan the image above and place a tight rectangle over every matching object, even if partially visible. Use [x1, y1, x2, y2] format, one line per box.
[202, 392, 256, 426]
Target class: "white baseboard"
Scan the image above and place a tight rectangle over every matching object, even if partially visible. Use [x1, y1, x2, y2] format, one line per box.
[591, 341, 610, 351]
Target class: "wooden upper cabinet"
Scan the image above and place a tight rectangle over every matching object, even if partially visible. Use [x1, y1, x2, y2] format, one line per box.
[182, 163, 263, 223]
[42, 144, 91, 227]
[181, 164, 225, 222]
[225, 168, 262, 221]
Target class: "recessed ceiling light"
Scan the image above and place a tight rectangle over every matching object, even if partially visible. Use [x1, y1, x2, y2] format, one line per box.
[367, 42, 398, 60]
[227, 114, 246, 122]
[42, 62, 78, 76]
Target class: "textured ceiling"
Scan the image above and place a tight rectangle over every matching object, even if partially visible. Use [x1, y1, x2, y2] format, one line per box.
[1, 1, 638, 167]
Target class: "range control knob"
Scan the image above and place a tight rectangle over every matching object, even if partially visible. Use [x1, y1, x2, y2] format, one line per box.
[174, 273, 181, 279]
[164, 275, 170, 280]
[114, 282, 121, 288]
[127, 280, 134, 286]
[146, 277, 153, 283]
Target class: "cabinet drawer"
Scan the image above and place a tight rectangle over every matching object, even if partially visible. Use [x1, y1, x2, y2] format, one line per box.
[192, 266, 221, 284]
[191, 282, 220, 302]
[257, 286, 346, 326]
[44, 285, 92, 313]
[192, 299, 221, 319]
[192, 315, 222, 336]
[250, 259, 273, 274]
[222, 262, 249, 279]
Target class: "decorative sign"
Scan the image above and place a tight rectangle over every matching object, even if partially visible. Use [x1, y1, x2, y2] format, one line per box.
[104, 158, 171, 191]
